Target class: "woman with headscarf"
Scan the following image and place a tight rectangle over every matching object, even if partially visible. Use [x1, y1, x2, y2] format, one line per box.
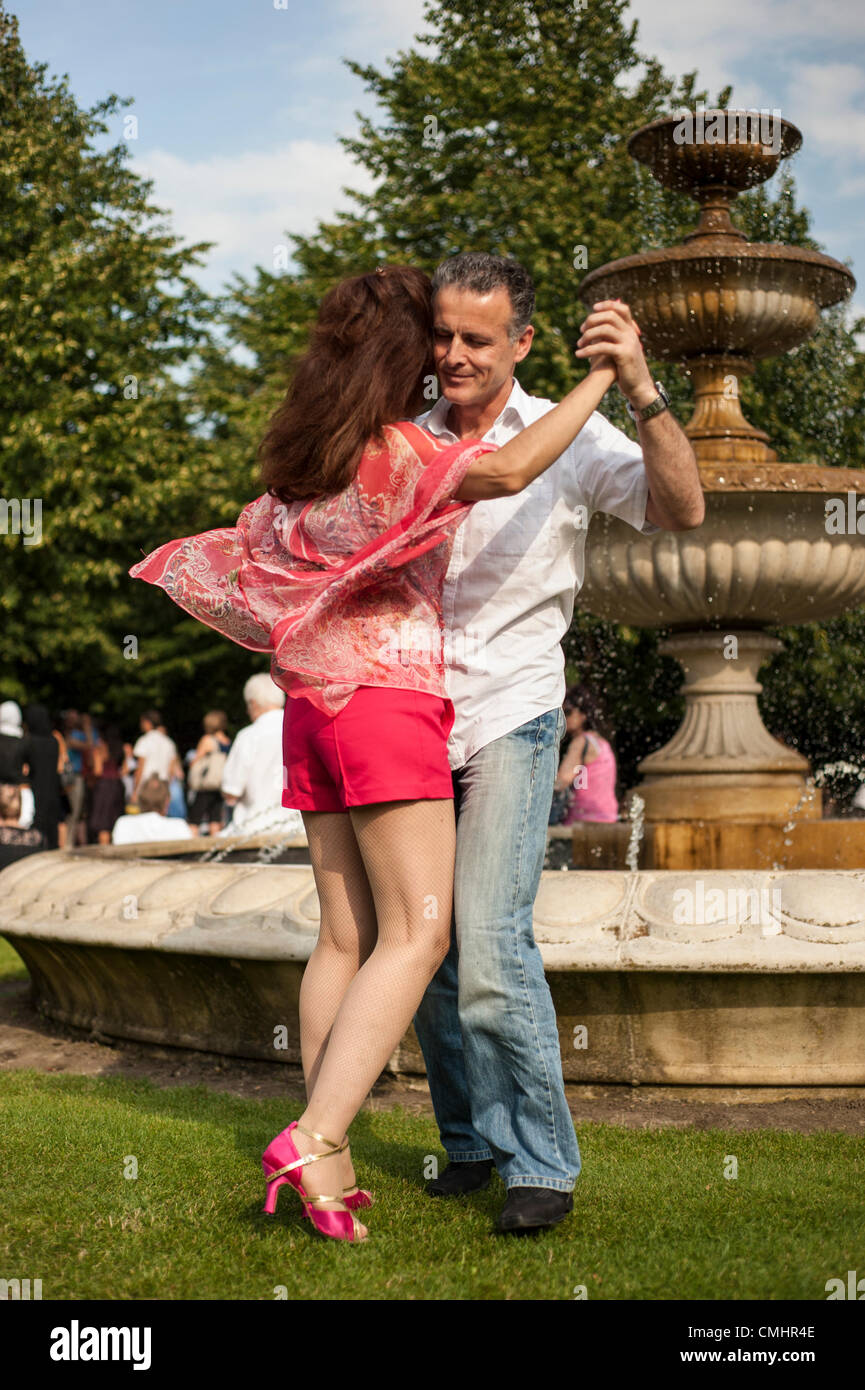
[0, 701, 35, 830]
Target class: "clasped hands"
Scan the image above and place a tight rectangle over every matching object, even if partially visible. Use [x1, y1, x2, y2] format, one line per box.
[576, 299, 657, 411]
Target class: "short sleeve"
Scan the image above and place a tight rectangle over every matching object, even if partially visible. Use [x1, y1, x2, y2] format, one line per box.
[220, 730, 251, 798]
[575, 411, 661, 535]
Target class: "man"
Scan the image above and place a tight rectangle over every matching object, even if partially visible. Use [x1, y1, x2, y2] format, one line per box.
[412, 252, 703, 1232]
[132, 710, 180, 802]
[220, 672, 303, 836]
[112, 775, 193, 845]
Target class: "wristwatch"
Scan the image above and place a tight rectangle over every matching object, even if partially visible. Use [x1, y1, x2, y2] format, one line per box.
[625, 381, 670, 422]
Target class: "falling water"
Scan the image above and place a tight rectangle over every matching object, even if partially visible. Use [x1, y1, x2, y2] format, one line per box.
[626, 792, 645, 872]
[198, 806, 306, 865]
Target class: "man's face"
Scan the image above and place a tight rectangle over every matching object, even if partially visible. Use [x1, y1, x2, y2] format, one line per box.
[432, 285, 533, 409]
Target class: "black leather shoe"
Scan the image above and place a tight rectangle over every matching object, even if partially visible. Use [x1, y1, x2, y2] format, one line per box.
[498, 1187, 573, 1232]
[426, 1159, 494, 1197]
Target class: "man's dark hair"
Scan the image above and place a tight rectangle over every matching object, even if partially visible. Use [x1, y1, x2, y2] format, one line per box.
[141, 709, 162, 728]
[430, 252, 535, 341]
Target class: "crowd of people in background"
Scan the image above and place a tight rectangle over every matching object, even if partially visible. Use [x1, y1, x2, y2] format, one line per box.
[0, 673, 303, 870]
[5, 675, 865, 868]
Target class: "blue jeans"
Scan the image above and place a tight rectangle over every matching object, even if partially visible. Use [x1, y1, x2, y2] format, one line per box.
[413, 708, 581, 1192]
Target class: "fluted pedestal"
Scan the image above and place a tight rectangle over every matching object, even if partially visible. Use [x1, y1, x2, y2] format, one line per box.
[636, 631, 821, 822]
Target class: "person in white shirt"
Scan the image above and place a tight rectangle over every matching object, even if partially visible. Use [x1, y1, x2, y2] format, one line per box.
[220, 673, 304, 837]
[132, 709, 180, 800]
[112, 775, 193, 845]
[410, 252, 703, 1233]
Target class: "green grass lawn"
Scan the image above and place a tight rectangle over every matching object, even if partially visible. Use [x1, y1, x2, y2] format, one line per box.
[0, 935, 28, 981]
[1, 1068, 861, 1300]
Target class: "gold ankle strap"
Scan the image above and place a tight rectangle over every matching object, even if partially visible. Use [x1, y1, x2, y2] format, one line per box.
[296, 1123, 347, 1154]
[264, 1125, 348, 1183]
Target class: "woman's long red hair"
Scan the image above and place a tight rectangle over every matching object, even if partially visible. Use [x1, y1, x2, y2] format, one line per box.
[258, 265, 435, 503]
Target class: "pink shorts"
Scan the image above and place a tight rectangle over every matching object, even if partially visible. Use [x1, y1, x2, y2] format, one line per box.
[282, 686, 456, 812]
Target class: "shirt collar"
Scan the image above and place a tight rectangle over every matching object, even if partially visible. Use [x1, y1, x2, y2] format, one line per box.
[423, 375, 533, 439]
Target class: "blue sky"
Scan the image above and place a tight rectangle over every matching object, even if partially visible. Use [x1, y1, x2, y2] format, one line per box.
[14, 0, 865, 340]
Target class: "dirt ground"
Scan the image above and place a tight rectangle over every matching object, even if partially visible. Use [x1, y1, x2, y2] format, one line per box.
[2, 976, 865, 1132]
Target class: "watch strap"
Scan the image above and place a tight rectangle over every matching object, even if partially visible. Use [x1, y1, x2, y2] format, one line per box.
[626, 382, 670, 422]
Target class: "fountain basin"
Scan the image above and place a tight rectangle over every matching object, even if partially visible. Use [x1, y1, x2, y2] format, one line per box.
[2, 848, 864, 1085]
[627, 111, 803, 196]
[579, 465, 865, 628]
[577, 465, 865, 821]
[579, 241, 854, 360]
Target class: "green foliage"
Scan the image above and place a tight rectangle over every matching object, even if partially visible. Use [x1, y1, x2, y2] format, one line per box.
[6, 0, 864, 769]
[0, 6, 258, 733]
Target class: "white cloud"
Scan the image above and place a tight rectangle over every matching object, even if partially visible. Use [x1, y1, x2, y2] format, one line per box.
[848, 300, 865, 351]
[132, 141, 375, 292]
[335, 0, 431, 58]
[628, 0, 865, 120]
[785, 63, 865, 156]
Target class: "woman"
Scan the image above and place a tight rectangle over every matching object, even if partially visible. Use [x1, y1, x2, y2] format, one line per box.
[22, 703, 65, 850]
[186, 710, 231, 836]
[554, 684, 619, 824]
[130, 265, 620, 1242]
[87, 723, 128, 845]
[0, 701, 35, 830]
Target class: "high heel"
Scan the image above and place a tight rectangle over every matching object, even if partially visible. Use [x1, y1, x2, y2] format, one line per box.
[261, 1121, 366, 1242]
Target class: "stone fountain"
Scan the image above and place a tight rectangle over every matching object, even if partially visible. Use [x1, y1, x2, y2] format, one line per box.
[2, 110, 864, 1084]
[576, 110, 865, 869]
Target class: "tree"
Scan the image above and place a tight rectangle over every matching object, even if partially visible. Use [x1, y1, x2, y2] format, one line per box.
[0, 5, 255, 740]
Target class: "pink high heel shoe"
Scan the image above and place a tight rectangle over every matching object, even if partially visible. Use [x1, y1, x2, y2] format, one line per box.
[343, 1184, 373, 1211]
[261, 1121, 367, 1242]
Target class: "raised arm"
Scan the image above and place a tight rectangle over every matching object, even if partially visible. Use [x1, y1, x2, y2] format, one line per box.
[454, 355, 616, 501]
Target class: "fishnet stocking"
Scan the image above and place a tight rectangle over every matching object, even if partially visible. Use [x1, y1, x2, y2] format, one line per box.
[294, 799, 456, 1209]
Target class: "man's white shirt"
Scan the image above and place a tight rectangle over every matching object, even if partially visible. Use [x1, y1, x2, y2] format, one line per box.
[112, 811, 192, 845]
[132, 728, 179, 783]
[220, 707, 303, 835]
[416, 375, 661, 769]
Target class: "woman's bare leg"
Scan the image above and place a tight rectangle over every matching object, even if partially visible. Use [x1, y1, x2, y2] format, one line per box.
[299, 810, 377, 1194]
[292, 798, 455, 1216]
